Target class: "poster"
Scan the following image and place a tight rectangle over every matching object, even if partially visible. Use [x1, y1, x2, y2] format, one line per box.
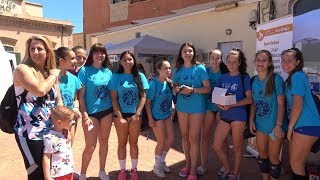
[256, 16, 293, 80]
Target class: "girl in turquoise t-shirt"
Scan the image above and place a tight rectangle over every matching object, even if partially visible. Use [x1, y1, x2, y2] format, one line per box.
[197, 49, 229, 176]
[249, 50, 286, 180]
[55, 47, 82, 145]
[109, 51, 149, 180]
[213, 49, 252, 180]
[145, 59, 174, 178]
[172, 42, 211, 180]
[77, 43, 113, 180]
[281, 48, 320, 179]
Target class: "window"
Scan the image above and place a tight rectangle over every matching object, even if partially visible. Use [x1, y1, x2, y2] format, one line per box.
[4, 45, 14, 52]
[130, 0, 146, 4]
[293, 0, 320, 16]
[110, 0, 127, 4]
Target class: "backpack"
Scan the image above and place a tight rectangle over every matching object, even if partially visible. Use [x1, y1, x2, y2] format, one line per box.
[0, 85, 27, 134]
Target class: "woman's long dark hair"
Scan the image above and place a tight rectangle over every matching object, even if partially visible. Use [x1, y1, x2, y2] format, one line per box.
[208, 49, 229, 74]
[226, 48, 248, 75]
[282, 48, 304, 87]
[255, 50, 275, 96]
[54, 47, 72, 66]
[175, 42, 199, 71]
[118, 51, 145, 98]
[85, 43, 111, 69]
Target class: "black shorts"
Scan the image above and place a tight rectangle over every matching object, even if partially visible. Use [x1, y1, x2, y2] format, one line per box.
[89, 107, 113, 120]
[115, 113, 135, 119]
[221, 118, 233, 124]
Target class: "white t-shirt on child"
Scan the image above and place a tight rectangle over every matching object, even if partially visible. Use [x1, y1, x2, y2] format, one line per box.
[43, 130, 74, 178]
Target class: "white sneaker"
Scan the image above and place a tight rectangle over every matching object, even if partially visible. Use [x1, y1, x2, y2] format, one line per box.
[161, 162, 171, 173]
[79, 174, 86, 180]
[218, 167, 225, 176]
[98, 171, 110, 180]
[196, 166, 207, 175]
[153, 165, 165, 178]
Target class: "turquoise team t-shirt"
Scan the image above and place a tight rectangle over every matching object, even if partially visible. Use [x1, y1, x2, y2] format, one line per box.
[219, 73, 251, 122]
[172, 64, 209, 113]
[109, 72, 149, 114]
[59, 72, 82, 108]
[285, 71, 320, 129]
[206, 67, 222, 112]
[252, 74, 288, 134]
[146, 78, 173, 120]
[77, 65, 113, 115]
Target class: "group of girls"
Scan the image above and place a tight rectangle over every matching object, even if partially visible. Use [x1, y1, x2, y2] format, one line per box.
[147, 43, 320, 180]
[12, 35, 320, 180]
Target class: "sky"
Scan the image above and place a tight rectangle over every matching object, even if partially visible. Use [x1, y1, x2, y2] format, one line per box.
[30, 0, 83, 33]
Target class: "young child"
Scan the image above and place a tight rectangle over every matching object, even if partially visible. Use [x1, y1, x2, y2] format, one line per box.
[43, 105, 75, 180]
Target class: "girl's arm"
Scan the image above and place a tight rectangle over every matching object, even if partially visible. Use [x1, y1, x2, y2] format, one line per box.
[145, 99, 154, 127]
[73, 92, 82, 118]
[135, 92, 146, 117]
[54, 83, 63, 106]
[78, 86, 89, 124]
[42, 153, 53, 180]
[180, 80, 211, 94]
[231, 90, 253, 107]
[14, 64, 60, 97]
[275, 95, 285, 126]
[249, 103, 256, 134]
[110, 90, 123, 119]
[288, 95, 303, 130]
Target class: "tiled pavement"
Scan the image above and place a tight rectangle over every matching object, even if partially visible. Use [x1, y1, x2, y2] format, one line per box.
[0, 120, 296, 180]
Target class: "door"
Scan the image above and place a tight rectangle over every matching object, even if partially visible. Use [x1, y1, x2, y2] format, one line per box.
[218, 41, 242, 63]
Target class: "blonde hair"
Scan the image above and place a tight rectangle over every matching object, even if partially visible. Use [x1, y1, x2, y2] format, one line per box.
[51, 105, 74, 122]
[22, 36, 56, 80]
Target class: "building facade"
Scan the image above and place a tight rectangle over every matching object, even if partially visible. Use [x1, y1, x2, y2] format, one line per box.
[84, 0, 318, 75]
[0, 0, 73, 64]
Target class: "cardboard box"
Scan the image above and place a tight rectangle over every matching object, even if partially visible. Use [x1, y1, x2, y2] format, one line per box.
[211, 87, 236, 106]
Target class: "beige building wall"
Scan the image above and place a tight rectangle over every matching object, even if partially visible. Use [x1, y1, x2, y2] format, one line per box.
[94, 2, 258, 75]
[0, 0, 73, 64]
[25, 1, 43, 17]
[73, 33, 85, 47]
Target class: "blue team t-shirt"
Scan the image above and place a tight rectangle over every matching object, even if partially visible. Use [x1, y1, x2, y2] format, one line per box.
[172, 64, 209, 113]
[109, 72, 149, 114]
[252, 74, 287, 134]
[219, 73, 251, 121]
[77, 65, 113, 115]
[206, 67, 222, 112]
[285, 71, 320, 129]
[59, 72, 82, 108]
[146, 78, 173, 120]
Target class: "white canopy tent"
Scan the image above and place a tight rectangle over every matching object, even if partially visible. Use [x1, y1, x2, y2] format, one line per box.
[107, 35, 181, 56]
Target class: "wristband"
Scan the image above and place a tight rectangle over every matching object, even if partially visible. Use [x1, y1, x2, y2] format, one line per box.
[191, 87, 194, 93]
[276, 123, 282, 127]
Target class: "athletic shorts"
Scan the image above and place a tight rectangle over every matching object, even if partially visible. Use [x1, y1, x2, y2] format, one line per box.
[89, 107, 113, 120]
[294, 126, 320, 137]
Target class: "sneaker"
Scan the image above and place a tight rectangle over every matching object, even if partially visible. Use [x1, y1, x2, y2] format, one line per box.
[153, 165, 165, 178]
[228, 173, 241, 180]
[219, 172, 230, 180]
[218, 167, 225, 176]
[73, 172, 80, 180]
[79, 174, 86, 180]
[130, 168, 139, 180]
[161, 162, 171, 173]
[98, 171, 110, 180]
[196, 166, 207, 175]
[187, 174, 197, 180]
[118, 170, 126, 180]
[178, 167, 191, 177]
